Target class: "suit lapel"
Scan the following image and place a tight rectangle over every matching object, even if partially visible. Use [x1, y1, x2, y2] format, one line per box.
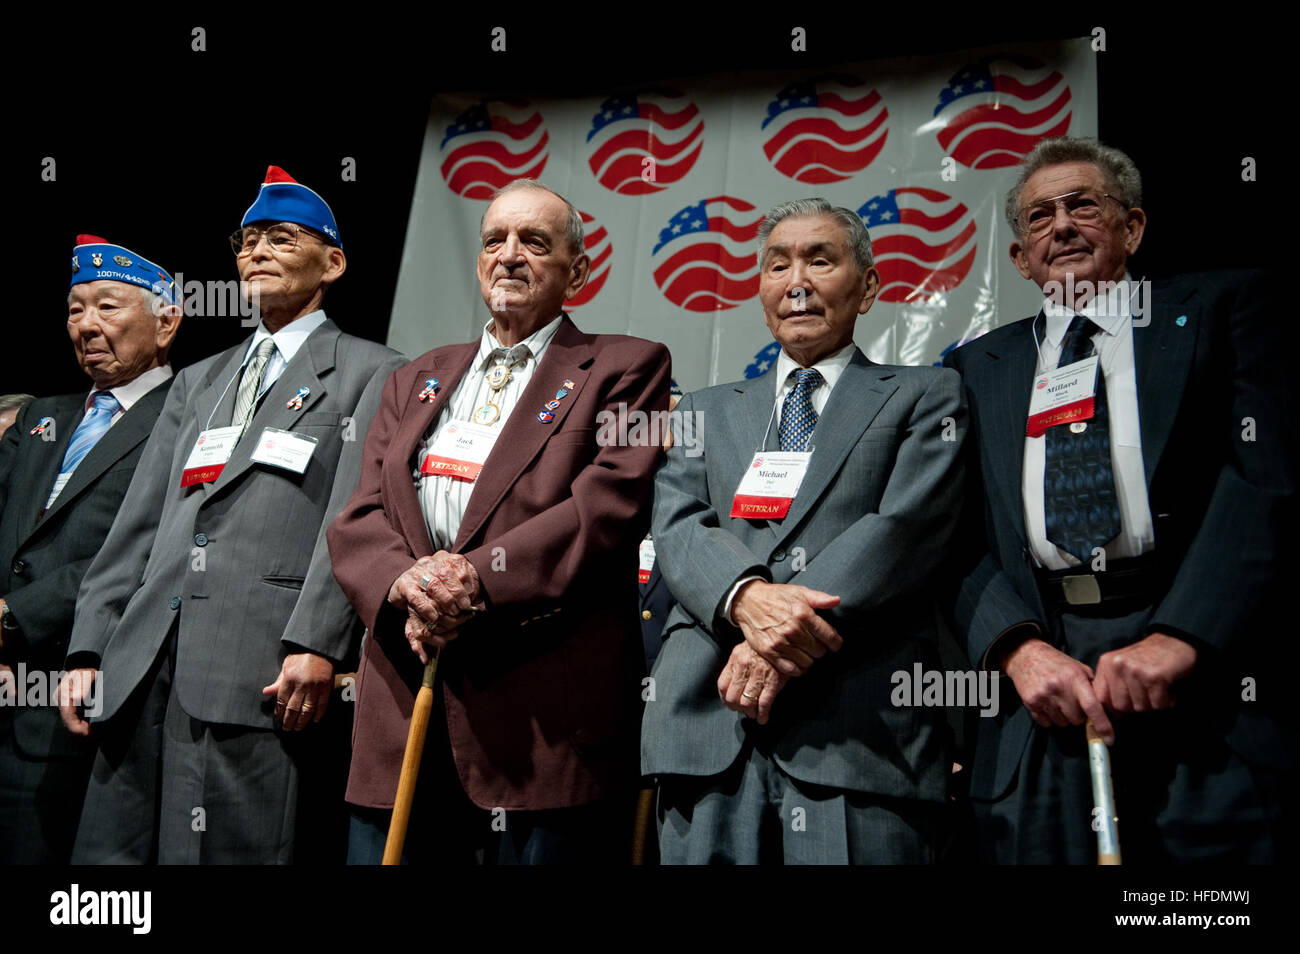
[206, 321, 336, 499]
[723, 366, 786, 542]
[982, 318, 1040, 548]
[36, 379, 172, 531]
[1134, 281, 1196, 486]
[453, 317, 593, 552]
[774, 350, 899, 543]
[189, 341, 249, 442]
[384, 344, 479, 558]
[19, 397, 82, 539]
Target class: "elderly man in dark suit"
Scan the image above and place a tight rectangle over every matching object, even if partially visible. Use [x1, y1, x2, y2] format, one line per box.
[59, 168, 404, 864]
[642, 198, 967, 864]
[0, 236, 180, 863]
[328, 179, 671, 865]
[944, 136, 1292, 863]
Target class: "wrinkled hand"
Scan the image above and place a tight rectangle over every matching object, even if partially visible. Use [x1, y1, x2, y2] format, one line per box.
[57, 668, 99, 737]
[404, 606, 474, 664]
[1002, 638, 1115, 744]
[388, 552, 481, 625]
[717, 642, 789, 725]
[732, 580, 842, 676]
[261, 652, 334, 731]
[1093, 632, 1196, 715]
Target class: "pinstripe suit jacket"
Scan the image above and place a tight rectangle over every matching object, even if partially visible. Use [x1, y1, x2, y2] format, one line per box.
[67, 319, 404, 728]
[641, 347, 967, 802]
[944, 271, 1294, 800]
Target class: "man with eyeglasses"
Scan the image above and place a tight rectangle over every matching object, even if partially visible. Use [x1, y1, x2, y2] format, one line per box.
[943, 136, 1290, 863]
[59, 167, 404, 864]
[1, 238, 179, 863]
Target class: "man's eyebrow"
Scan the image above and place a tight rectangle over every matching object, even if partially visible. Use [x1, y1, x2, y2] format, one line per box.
[763, 243, 792, 261]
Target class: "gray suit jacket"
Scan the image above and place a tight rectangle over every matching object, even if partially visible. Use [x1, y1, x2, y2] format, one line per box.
[67, 319, 404, 728]
[1, 382, 171, 758]
[641, 347, 967, 803]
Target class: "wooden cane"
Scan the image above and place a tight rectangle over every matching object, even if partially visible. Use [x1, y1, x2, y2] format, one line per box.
[630, 788, 654, 865]
[382, 649, 440, 865]
[1086, 720, 1121, 865]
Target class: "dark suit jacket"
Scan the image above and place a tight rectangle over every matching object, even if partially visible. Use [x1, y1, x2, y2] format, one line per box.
[641, 348, 967, 802]
[67, 320, 404, 729]
[328, 316, 671, 812]
[639, 561, 674, 672]
[0, 381, 171, 758]
[944, 270, 1294, 801]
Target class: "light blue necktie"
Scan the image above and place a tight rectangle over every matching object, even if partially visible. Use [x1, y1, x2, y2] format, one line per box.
[58, 391, 121, 476]
[778, 368, 823, 452]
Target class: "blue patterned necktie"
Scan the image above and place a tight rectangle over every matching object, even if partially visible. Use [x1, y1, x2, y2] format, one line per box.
[778, 368, 823, 452]
[58, 391, 121, 476]
[1041, 313, 1121, 561]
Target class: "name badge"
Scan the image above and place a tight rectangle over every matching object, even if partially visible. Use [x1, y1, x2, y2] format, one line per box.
[180, 425, 244, 487]
[250, 427, 319, 474]
[420, 420, 500, 482]
[638, 535, 656, 584]
[730, 451, 812, 520]
[44, 472, 73, 510]
[1026, 355, 1100, 438]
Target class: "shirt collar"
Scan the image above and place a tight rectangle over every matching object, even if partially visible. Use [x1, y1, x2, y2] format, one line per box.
[774, 342, 856, 397]
[478, 313, 564, 368]
[87, 364, 173, 415]
[244, 309, 328, 366]
[1041, 274, 1134, 346]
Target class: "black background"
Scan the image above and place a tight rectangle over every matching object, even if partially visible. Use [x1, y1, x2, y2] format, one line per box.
[5, 12, 1285, 397]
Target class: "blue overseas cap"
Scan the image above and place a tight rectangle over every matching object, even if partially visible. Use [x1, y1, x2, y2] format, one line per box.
[70, 234, 177, 305]
[241, 165, 342, 248]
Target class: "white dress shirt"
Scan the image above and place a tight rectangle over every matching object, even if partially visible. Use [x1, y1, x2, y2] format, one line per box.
[241, 309, 329, 399]
[417, 315, 564, 551]
[724, 343, 855, 619]
[1022, 280, 1155, 570]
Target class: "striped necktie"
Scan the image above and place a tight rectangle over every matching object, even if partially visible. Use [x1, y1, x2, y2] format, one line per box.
[232, 337, 277, 432]
[778, 368, 823, 452]
[58, 391, 121, 475]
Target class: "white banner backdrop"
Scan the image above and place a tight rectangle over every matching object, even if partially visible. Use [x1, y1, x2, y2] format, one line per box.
[387, 39, 1096, 390]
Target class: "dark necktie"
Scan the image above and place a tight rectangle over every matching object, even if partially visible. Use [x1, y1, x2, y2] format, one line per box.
[778, 368, 822, 452]
[1040, 312, 1122, 561]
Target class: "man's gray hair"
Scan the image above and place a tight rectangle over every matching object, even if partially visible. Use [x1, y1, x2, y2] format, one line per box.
[0, 393, 35, 413]
[481, 178, 585, 255]
[1005, 136, 1143, 235]
[756, 198, 874, 270]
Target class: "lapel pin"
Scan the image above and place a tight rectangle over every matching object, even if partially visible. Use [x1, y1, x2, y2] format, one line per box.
[286, 387, 310, 411]
[1175, 314, 1187, 327]
[563, 379, 575, 390]
[30, 417, 53, 436]
[536, 382, 572, 423]
[537, 411, 554, 423]
[418, 378, 440, 402]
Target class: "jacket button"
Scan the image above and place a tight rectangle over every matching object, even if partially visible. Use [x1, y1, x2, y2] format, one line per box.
[11, 559, 25, 575]
[772, 550, 786, 562]
[169, 596, 182, 610]
[641, 610, 653, 621]
[194, 532, 209, 547]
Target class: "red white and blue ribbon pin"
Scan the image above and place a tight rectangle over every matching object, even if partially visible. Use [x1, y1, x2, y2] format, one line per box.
[30, 416, 53, 435]
[536, 381, 573, 423]
[418, 378, 440, 402]
[286, 387, 310, 410]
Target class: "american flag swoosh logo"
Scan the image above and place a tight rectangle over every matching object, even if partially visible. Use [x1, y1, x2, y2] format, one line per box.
[652, 196, 762, 312]
[439, 98, 550, 199]
[586, 88, 704, 195]
[761, 74, 889, 183]
[857, 187, 977, 303]
[927, 54, 1072, 170]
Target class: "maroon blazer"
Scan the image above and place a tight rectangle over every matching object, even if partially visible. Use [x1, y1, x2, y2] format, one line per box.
[327, 316, 671, 811]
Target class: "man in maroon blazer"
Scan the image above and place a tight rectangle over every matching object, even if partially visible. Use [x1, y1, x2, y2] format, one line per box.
[327, 180, 671, 863]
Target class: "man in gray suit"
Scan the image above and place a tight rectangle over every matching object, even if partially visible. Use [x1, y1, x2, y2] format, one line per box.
[1, 237, 179, 863]
[59, 167, 404, 864]
[642, 198, 967, 863]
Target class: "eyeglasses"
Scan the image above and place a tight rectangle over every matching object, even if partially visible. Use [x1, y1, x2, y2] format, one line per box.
[1016, 190, 1127, 237]
[228, 223, 324, 256]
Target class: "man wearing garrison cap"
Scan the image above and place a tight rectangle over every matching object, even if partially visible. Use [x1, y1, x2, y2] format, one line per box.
[0, 237, 180, 863]
[60, 168, 404, 864]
